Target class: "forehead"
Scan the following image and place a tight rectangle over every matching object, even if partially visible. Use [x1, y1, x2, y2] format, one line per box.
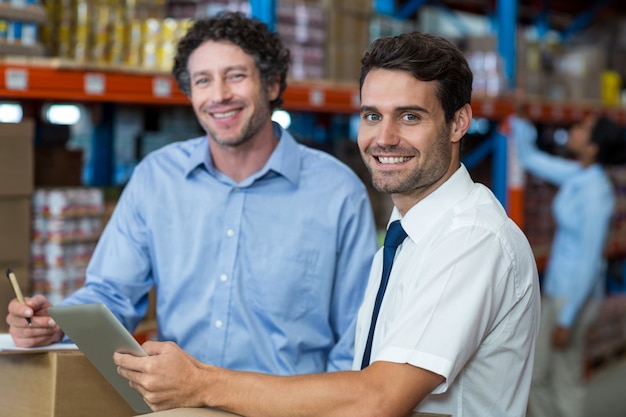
[361, 69, 441, 113]
[188, 40, 256, 72]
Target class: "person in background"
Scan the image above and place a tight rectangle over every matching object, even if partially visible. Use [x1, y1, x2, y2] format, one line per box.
[510, 109, 626, 417]
[6, 12, 378, 376]
[114, 30, 540, 417]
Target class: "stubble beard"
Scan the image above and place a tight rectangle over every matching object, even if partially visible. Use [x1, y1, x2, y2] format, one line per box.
[366, 124, 452, 195]
[202, 91, 272, 149]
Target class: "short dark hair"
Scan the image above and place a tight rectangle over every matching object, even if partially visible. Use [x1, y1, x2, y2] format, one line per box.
[360, 31, 473, 123]
[172, 11, 290, 110]
[591, 116, 626, 166]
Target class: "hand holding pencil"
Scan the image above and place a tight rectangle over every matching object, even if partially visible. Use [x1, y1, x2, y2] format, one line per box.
[5, 268, 64, 347]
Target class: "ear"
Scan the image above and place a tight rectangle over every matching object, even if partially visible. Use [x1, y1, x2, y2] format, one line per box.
[450, 103, 473, 143]
[267, 78, 281, 102]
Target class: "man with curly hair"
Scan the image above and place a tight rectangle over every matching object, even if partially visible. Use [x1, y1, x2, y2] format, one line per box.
[7, 12, 378, 377]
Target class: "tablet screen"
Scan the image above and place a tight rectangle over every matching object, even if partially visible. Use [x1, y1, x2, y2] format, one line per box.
[48, 303, 151, 414]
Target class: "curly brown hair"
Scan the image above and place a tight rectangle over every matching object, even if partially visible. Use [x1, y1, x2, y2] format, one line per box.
[172, 11, 290, 110]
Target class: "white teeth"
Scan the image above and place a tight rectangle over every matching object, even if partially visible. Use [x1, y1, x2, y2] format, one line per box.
[213, 110, 238, 119]
[378, 156, 410, 164]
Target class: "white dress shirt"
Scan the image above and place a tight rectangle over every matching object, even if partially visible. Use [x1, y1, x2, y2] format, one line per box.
[354, 164, 541, 417]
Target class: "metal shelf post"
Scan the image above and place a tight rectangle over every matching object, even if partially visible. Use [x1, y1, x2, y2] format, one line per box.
[249, 0, 276, 30]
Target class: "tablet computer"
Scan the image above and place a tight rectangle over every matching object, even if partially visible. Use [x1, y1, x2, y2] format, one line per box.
[48, 303, 152, 414]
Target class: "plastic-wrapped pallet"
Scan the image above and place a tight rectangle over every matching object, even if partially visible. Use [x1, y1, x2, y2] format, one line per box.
[30, 187, 104, 304]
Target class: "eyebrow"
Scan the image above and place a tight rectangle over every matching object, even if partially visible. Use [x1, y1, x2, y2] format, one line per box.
[360, 105, 430, 114]
[190, 65, 250, 78]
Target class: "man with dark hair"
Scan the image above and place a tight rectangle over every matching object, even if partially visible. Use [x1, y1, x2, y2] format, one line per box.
[115, 30, 540, 417]
[7, 11, 378, 376]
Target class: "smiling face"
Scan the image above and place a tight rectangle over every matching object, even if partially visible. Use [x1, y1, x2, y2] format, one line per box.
[358, 69, 471, 213]
[188, 40, 279, 148]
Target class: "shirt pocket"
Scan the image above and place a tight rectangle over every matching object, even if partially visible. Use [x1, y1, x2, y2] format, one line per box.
[245, 250, 320, 319]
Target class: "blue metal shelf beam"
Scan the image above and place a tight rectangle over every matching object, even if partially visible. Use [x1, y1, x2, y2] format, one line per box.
[374, 0, 396, 15]
[497, 0, 517, 90]
[560, 0, 613, 40]
[394, 0, 429, 19]
[249, 0, 276, 30]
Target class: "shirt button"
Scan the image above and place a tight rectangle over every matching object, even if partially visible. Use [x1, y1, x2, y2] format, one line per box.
[219, 274, 228, 282]
[233, 187, 241, 192]
[226, 229, 235, 237]
[215, 320, 223, 328]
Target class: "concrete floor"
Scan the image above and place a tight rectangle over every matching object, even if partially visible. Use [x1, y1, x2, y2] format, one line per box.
[586, 359, 626, 417]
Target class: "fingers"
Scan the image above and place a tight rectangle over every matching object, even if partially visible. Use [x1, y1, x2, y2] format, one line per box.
[116, 357, 144, 385]
[114, 351, 148, 373]
[6, 295, 63, 348]
[25, 294, 53, 311]
[6, 309, 55, 329]
[6, 296, 55, 329]
[8, 324, 63, 347]
[7, 298, 32, 320]
[142, 340, 174, 355]
[7, 294, 52, 321]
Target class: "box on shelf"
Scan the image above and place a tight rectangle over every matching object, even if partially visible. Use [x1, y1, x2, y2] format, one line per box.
[0, 350, 136, 417]
[558, 45, 607, 102]
[0, 196, 31, 333]
[277, 0, 326, 81]
[325, 8, 370, 82]
[0, 197, 31, 261]
[0, 2, 46, 56]
[0, 120, 34, 197]
[318, 0, 373, 14]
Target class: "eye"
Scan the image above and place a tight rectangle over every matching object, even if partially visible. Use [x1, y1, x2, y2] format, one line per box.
[193, 77, 209, 86]
[363, 113, 381, 122]
[228, 73, 246, 81]
[401, 113, 419, 122]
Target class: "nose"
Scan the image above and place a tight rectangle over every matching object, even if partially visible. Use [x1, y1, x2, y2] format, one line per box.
[375, 119, 401, 147]
[211, 78, 233, 103]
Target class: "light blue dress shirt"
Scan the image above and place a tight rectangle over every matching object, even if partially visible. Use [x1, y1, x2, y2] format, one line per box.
[512, 117, 615, 327]
[61, 122, 378, 374]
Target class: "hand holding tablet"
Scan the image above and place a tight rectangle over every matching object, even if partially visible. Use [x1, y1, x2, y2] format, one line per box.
[48, 303, 152, 414]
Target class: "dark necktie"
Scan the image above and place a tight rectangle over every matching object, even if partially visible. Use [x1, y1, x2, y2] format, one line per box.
[361, 220, 408, 369]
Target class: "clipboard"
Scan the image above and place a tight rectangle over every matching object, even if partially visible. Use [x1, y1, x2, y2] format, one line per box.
[48, 303, 152, 414]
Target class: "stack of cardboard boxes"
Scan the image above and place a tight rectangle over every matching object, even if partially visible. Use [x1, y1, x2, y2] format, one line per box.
[0, 119, 33, 333]
[324, 0, 372, 83]
[0, 120, 137, 417]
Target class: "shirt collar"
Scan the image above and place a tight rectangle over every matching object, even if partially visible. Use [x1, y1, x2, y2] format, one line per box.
[263, 122, 301, 186]
[389, 164, 474, 243]
[183, 122, 301, 186]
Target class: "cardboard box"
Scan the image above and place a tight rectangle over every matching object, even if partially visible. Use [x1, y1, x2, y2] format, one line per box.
[324, 8, 371, 83]
[0, 350, 137, 417]
[0, 120, 34, 197]
[0, 197, 31, 263]
[0, 196, 31, 331]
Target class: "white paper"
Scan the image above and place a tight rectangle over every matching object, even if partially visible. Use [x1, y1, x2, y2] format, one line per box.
[0, 333, 77, 352]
